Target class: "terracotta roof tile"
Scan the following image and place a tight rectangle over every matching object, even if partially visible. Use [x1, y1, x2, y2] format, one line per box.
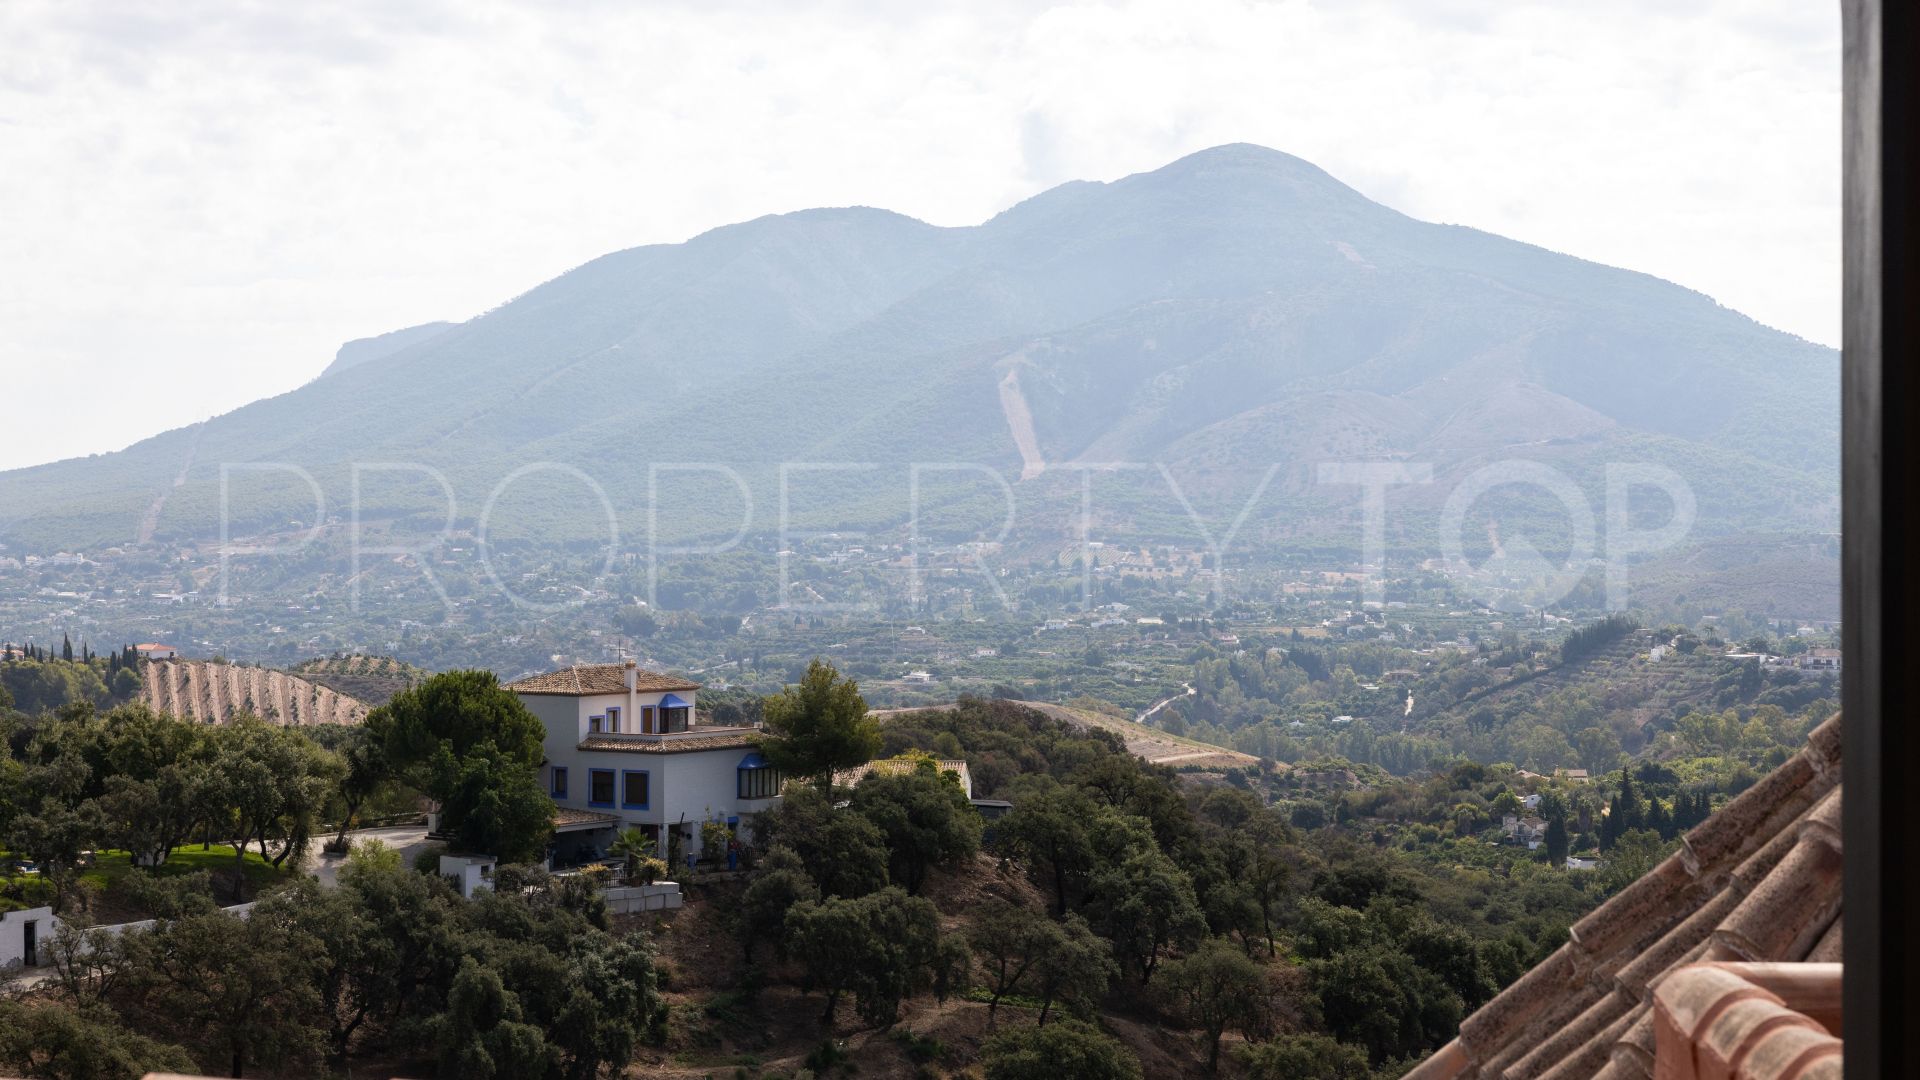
[1533, 1000, 1644, 1080]
[1482, 984, 1609, 1078]
[506, 662, 700, 695]
[1613, 893, 1733, 1000]
[1738, 1024, 1843, 1080]
[1457, 943, 1580, 1055]
[1567, 850, 1696, 965]
[1505, 990, 1633, 1080]
[1806, 918, 1842, 964]
[1607, 1008, 1657, 1076]
[1711, 830, 1842, 963]
[1406, 714, 1845, 1080]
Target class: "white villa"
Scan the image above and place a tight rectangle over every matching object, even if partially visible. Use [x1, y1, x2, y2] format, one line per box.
[506, 660, 783, 867]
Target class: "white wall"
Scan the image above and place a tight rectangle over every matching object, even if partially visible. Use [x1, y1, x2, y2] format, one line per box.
[0, 906, 55, 969]
[523, 694, 778, 858]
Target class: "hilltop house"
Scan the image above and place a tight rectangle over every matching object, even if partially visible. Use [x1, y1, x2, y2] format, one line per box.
[135, 643, 180, 661]
[506, 660, 782, 866]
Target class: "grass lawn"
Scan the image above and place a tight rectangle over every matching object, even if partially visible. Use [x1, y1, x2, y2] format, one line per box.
[3, 845, 295, 916]
[76, 846, 290, 893]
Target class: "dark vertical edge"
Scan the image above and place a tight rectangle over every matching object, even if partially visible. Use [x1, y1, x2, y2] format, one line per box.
[1842, 0, 1913, 1076]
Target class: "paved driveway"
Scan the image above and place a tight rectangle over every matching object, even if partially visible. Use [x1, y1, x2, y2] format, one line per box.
[306, 824, 434, 888]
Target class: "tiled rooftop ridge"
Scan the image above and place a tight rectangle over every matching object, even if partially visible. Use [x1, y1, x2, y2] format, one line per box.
[1405, 713, 1843, 1080]
[504, 662, 701, 695]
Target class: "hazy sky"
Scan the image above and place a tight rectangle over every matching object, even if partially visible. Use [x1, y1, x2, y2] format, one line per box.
[0, 0, 1840, 472]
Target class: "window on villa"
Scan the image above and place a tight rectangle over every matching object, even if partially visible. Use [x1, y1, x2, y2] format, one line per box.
[588, 768, 615, 807]
[589, 714, 604, 734]
[641, 705, 655, 733]
[663, 706, 690, 732]
[607, 707, 621, 733]
[550, 766, 568, 798]
[738, 764, 782, 799]
[622, 770, 649, 809]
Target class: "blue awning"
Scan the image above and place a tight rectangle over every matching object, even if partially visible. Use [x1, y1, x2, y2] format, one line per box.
[659, 692, 690, 709]
[737, 751, 767, 769]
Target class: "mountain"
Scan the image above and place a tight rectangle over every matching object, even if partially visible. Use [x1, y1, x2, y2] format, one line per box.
[318, 322, 457, 379]
[0, 144, 1837, 557]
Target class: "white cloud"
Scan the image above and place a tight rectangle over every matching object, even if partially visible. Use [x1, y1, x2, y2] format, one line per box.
[0, 0, 1840, 471]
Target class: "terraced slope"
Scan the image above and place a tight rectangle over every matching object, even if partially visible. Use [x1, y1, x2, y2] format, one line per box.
[1410, 632, 1804, 746]
[141, 659, 370, 726]
[289, 655, 427, 707]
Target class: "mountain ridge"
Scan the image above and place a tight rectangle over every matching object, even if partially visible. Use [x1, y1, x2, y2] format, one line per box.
[0, 144, 1836, 555]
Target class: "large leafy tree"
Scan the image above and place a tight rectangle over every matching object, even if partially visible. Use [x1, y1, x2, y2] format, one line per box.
[365, 671, 551, 861]
[0, 1000, 196, 1080]
[786, 886, 943, 1026]
[757, 659, 879, 789]
[1237, 1034, 1374, 1080]
[967, 899, 1061, 1022]
[996, 784, 1097, 915]
[210, 718, 338, 870]
[739, 845, 819, 963]
[326, 726, 394, 852]
[1031, 913, 1114, 1026]
[1157, 939, 1279, 1071]
[118, 898, 327, 1078]
[849, 760, 982, 894]
[759, 784, 890, 898]
[1084, 845, 1206, 983]
[980, 1018, 1141, 1080]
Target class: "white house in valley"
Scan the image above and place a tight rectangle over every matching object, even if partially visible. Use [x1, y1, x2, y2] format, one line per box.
[506, 660, 782, 866]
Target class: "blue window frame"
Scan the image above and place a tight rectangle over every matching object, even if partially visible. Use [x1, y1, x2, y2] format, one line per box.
[587, 768, 616, 808]
[621, 770, 650, 810]
[736, 752, 783, 799]
[550, 766, 568, 799]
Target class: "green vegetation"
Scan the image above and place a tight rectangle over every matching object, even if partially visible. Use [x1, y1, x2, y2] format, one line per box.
[756, 659, 881, 791]
[2, 703, 336, 916]
[363, 670, 552, 862]
[981, 1018, 1141, 1080]
[6, 858, 659, 1080]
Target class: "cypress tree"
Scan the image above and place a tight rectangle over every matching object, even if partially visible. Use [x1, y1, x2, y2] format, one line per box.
[61, 633, 72, 663]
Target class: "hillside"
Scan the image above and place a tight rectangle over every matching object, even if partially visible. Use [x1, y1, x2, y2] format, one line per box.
[0, 144, 1836, 561]
[288, 654, 427, 706]
[140, 658, 371, 726]
[874, 697, 1259, 771]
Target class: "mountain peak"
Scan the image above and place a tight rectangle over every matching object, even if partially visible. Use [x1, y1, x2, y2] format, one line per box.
[1133, 142, 1365, 199]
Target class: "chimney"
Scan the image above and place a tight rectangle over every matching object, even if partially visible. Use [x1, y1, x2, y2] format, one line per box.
[625, 658, 638, 731]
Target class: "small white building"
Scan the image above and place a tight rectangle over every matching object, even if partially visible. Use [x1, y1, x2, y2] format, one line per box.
[135, 643, 181, 661]
[508, 661, 780, 867]
[440, 854, 497, 899]
[0, 906, 54, 971]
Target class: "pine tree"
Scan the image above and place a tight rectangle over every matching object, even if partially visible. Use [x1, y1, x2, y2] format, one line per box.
[1545, 815, 1570, 865]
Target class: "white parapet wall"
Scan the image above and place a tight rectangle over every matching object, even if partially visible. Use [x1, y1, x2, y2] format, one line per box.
[603, 882, 683, 915]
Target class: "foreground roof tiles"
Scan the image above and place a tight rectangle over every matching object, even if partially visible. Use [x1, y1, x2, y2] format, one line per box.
[505, 662, 700, 695]
[1405, 713, 1842, 1080]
